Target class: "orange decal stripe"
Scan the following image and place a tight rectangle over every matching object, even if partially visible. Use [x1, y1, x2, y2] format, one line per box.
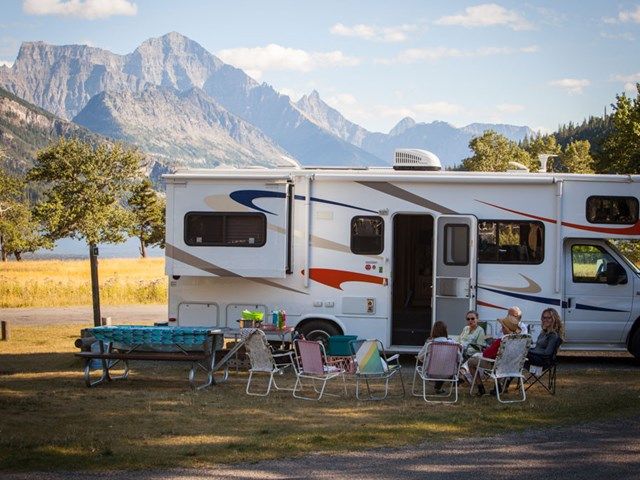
[305, 268, 386, 290]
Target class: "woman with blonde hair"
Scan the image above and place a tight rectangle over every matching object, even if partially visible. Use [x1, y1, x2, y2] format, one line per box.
[527, 308, 563, 368]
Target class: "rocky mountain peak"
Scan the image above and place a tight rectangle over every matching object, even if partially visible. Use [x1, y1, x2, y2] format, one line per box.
[389, 117, 416, 136]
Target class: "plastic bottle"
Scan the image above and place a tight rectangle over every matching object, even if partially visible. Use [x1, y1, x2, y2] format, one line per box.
[277, 310, 284, 329]
[281, 310, 287, 328]
[272, 310, 278, 326]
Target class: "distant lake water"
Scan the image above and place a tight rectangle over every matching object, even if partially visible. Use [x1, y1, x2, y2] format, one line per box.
[24, 237, 164, 260]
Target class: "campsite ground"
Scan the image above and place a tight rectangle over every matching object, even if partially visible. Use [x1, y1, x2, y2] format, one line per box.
[0, 306, 639, 478]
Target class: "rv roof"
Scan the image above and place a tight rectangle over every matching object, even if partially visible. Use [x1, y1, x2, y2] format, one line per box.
[164, 168, 639, 184]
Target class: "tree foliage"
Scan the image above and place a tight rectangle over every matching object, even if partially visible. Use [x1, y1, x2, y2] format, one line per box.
[602, 83, 640, 174]
[559, 140, 595, 174]
[127, 178, 165, 257]
[462, 130, 532, 172]
[28, 138, 144, 246]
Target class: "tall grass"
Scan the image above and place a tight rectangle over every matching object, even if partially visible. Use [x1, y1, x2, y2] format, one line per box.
[0, 258, 166, 307]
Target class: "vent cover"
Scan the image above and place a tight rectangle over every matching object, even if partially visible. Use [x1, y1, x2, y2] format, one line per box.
[393, 149, 442, 171]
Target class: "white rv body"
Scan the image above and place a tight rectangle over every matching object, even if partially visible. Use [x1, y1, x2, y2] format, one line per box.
[164, 158, 640, 357]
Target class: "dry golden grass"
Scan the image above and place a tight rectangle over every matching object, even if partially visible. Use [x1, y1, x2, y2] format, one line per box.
[0, 324, 639, 472]
[0, 258, 166, 307]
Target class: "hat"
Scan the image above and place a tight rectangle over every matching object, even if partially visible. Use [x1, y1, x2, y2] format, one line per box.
[498, 315, 521, 334]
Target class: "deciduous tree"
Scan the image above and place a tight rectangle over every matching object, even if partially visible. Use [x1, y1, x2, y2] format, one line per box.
[462, 130, 532, 172]
[127, 179, 165, 258]
[559, 140, 595, 173]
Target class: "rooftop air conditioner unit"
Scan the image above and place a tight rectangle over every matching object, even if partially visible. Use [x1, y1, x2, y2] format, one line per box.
[393, 149, 442, 171]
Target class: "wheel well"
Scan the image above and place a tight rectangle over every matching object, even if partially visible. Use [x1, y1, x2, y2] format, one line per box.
[295, 318, 344, 335]
[627, 316, 640, 350]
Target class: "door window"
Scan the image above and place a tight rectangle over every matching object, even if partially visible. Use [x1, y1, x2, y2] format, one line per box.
[571, 244, 624, 283]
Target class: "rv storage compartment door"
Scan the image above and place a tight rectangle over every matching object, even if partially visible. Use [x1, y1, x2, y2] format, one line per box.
[167, 179, 290, 278]
[434, 215, 477, 336]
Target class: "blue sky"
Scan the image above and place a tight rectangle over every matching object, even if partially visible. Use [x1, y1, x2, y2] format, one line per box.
[1, 0, 639, 133]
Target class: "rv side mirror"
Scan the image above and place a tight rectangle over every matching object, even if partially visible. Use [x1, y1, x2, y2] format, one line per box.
[606, 262, 627, 285]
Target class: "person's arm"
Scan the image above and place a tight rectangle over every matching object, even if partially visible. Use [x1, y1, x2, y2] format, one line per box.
[539, 332, 559, 357]
[482, 338, 501, 359]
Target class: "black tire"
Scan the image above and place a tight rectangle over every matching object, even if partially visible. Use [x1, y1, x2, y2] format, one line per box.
[298, 320, 340, 347]
[629, 328, 640, 360]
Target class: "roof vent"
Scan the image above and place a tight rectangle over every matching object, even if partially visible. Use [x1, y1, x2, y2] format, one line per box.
[393, 149, 442, 171]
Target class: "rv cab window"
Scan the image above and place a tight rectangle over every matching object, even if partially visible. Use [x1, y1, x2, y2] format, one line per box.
[478, 220, 544, 264]
[184, 212, 266, 247]
[571, 244, 626, 284]
[586, 196, 638, 225]
[351, 216, 384, 254]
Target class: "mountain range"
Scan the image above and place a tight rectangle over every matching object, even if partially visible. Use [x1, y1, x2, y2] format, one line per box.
[0, 32, 534, 172]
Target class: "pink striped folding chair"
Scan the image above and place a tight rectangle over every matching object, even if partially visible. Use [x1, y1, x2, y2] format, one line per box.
[292, 339, 347, 401]
[412, 341, 463, 403]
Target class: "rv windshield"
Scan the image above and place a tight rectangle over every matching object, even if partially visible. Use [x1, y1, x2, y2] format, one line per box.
[607, 240, 640, 275]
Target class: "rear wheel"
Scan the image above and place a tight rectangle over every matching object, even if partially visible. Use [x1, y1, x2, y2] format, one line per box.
[629, 328, 640, 360]
[298, 320, 340, 347]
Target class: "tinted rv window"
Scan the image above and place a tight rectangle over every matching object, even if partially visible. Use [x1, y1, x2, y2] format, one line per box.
[444, 224, 469, 265]
[586, 196, 638, 224]
[571, 244, 625, 284]
[478, 220, 544, 264]
[351, 216, 384, 254]
[184, 212, 266, 247]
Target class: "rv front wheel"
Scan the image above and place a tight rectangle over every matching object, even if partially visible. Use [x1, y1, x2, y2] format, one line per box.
[298, 320, 340, 347]
[630, 328, 640, 360]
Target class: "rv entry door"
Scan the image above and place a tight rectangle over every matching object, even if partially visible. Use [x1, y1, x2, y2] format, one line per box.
[434, 215, 477, 336]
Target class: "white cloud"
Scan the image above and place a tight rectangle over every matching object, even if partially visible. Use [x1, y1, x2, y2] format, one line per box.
[0, 60, 13, 67]
[327, 93, 358, 107]
[611, 73, 640, 92]
[379, 45, 538, 64]
[217, 44, 360, 78]
[23, 0, 137, 19]
[619, 5, 640, 23]
[549, 78, 590, 95]
[330, 23, 418, 42]
[435, 3, 533, 31]
[496, 103, 525, 114]
[414, 101, 464, 116]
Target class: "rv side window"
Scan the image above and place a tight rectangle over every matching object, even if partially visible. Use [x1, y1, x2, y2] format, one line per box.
[586, 196, 638, 224]
[444, 224, 469, 266]
[478, 220, 544, 264]
[571, 244, 625, 284]
[184, 212, 266, 247]
[351, 216, 384, 254]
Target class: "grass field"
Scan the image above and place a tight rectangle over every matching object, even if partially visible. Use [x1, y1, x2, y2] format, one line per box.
[0, 324, 639, 472]
[0, 258, 166, 308]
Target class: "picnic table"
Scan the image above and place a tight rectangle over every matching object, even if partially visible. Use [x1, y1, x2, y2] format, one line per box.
[75, 325, 242, 389]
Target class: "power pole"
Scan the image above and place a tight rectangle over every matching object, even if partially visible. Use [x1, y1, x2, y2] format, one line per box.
[89, 243, 101, 327]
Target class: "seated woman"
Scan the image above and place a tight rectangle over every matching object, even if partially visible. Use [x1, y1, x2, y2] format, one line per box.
[458, 310, 486, 359]
[527, 308, 563, 369]
[464, 314, 521, 395]
[417, 321, 456, 393]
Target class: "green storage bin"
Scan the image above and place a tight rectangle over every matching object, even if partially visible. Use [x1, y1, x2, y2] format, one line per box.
[327, 335, 358, 356]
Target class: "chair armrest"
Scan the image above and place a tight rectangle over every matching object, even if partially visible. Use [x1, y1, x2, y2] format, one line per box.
[386, 353, 400, 363]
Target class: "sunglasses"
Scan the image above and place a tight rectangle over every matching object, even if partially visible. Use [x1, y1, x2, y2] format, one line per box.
[542, 315, 552, 320]
[466, 317, 476, 321]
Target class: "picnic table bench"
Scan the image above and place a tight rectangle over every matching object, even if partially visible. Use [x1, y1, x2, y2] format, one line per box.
[75, 326, 242, 389]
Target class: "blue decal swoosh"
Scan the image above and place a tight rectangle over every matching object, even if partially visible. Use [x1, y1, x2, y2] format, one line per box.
[230, 190, 378, 215]
[575, 303, 627, 313]
[478, 286, 562, 307]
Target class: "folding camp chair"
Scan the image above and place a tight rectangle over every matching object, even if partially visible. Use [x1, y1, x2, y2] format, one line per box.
[525, 338, 563, 395]
[412, 341, 463, 403]
[292, 339, 347, 400]
[244, 329, 296, 396]
[470, 334, 532, 403]
[351, 339, 405, 401]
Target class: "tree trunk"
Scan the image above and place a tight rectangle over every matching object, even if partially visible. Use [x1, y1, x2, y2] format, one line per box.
[0, 234, 6, 262]
[89, 243, 101, 327]
[139, 235, 147, 258]
[14, 251, 22, 261]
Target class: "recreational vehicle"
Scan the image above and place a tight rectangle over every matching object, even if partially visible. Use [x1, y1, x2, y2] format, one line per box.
[164, 149, 640, 359]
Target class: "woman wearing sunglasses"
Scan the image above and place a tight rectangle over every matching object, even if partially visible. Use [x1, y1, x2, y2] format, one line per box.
[458, 310, 486, 359]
